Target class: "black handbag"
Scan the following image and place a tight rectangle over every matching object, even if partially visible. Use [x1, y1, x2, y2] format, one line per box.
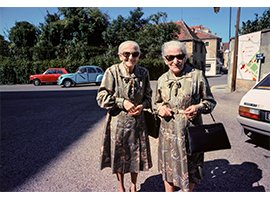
[144, 108, 160, 139]
[186, 113, 231, 155]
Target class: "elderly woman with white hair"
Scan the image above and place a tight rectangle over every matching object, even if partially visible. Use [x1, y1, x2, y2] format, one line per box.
[154, 40, 216, 192]
[96, 40, 152, 192]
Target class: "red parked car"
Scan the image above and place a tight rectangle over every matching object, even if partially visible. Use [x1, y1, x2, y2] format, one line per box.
[29, 68, 68, 86]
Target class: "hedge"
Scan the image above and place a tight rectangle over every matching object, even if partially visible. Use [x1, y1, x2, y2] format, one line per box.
[0, 55, 168, 85]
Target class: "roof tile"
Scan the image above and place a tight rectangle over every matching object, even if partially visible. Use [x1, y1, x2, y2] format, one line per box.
[174, 21, 202, 42]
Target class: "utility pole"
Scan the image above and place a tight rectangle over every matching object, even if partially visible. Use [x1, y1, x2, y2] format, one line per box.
[229, 7, 232, 40]
[231, 7, 241, 92]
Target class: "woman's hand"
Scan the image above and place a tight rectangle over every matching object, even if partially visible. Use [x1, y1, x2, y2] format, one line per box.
[124, 100, 143, 116]
[124, 99, 136, 112]
[158, 105, 173, 117]
[184, 105, 198, 119]
[129, 104, 143, 116]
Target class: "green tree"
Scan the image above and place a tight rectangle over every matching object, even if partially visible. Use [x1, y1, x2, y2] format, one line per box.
[240, 8, 270, 35]
[102, 7, 149, 47]
[8, 21, 38, 48]
[34, 7, 109, 60]
[37, 7, 109, 48]
[36, 13, 62, 47]
[0, 34, 10, 56]
[84, 7, 110, 46]
[102, 7, 180, 58]
[138, 12, 181, 58]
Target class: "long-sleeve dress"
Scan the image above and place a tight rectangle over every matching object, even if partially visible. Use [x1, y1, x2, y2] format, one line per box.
[96, 62, 153, 174]
[154, 64, 216, 191]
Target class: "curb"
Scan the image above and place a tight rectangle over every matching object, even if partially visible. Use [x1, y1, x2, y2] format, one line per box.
[211, 84, 228, 93]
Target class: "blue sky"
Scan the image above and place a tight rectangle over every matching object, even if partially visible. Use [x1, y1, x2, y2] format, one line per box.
[1, 2, 269, 43]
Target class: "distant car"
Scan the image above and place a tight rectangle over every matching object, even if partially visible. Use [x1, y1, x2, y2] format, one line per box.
[237, 72, 270, 138]
[29, 68, 69, 86]
[58, 65, 104, 88]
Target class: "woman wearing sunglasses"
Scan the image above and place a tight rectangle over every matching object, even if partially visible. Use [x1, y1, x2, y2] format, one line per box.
[96, 41, 152, 192]
[154, 40, 216, 192]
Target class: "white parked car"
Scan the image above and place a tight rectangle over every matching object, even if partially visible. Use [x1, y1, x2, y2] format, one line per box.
[237, 72, 270, 138]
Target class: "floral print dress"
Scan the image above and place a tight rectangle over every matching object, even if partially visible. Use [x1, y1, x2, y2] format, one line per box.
[154, 65, 216, 191]
[96, 62, 153, 174]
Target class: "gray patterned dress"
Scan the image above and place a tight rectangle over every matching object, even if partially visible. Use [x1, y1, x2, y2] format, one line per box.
[154, 64, 216, 191]
[96, 62, 152, 174]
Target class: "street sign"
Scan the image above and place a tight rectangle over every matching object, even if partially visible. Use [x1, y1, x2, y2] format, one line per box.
[256, 53, 264, 60]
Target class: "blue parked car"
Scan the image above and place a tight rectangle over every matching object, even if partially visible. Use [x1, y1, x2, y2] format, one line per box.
[58, 66, 104, 88]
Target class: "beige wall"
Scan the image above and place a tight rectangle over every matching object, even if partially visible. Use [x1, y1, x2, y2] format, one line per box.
[182, 40, 206, 70]
[183, 41, 193, 56]
[205, 39, 218, 58]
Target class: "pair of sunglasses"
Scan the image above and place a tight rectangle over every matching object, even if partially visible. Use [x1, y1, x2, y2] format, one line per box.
[121, 51, 140, 58]
[165, 54, 185, 61]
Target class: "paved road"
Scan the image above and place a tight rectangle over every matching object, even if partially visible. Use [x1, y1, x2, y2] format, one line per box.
[1, 80, 270, 192]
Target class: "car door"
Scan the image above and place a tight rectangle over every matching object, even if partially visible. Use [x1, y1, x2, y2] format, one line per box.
[76, 67, 88, 83]
[87, 67, 98, 82]
[43, 69, 57, 82]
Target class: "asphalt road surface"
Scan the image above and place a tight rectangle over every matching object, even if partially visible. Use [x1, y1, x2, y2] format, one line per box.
[1, 81, 269, 192]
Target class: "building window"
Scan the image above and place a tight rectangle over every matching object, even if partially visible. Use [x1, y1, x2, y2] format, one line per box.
[205, 42, 209, 46]
[205, 64, 211, 72]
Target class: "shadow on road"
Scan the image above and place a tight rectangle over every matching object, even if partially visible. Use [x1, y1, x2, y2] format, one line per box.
[1, 90, 107, 191]
[139, 159, 265, 192]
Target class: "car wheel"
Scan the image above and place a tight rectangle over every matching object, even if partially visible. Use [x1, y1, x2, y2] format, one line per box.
[63, 79, 72, 88]
[33, 79, 41, 86]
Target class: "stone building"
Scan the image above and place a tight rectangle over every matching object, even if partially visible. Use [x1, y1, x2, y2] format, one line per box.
[173, 21, 206, 71]
[189, 25, 223, 76]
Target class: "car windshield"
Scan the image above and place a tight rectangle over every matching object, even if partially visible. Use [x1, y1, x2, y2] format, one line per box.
[254, 73, 270, 90]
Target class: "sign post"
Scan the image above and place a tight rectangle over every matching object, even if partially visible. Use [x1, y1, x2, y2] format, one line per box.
[256, 53, 264, 60]
[256, 53, 264, 83]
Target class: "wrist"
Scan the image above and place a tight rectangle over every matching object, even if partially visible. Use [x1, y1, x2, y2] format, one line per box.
[116, 98, 125, 109]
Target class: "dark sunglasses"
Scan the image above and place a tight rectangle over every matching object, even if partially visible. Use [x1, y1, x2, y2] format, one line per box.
[121, 51, 140, 58]
[165, 54, 185, 61]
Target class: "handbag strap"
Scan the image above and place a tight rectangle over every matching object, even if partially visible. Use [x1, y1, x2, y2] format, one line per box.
[149, 103, 159, 116]
[209, 113, 216, 123]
